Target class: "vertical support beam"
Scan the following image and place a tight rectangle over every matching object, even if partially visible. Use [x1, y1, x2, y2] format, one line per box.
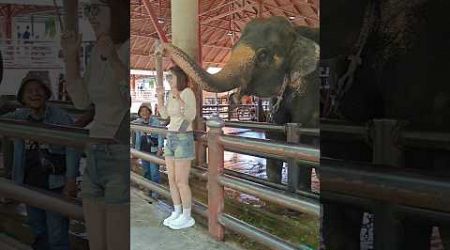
[171, 0, 205, 165]
[4, 5, 12, 39]
[197, 0, 203, 66]
[372, 119, 403, 250]
[154, 40, 164, 92]
[1, 137, 13, 179]
[63, 0, 78, 33]
[257, 0, 263, 17]
[171, 0, 199, 62]
[197, 0, 207, 167]
[198, 118, 207, 166]
[206, 117, 225, 241]
[286, 123, 307, 192]
[63, 0, 78, 72]
[130, 74, 136, 96]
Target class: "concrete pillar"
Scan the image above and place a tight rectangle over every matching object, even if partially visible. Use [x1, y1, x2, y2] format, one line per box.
[171, 0, 199, 62]
[171, 0, 206, 164]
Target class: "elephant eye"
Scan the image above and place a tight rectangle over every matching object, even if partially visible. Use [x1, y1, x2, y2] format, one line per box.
[258, 51, 267, 60]
[256, 49, 270, 65]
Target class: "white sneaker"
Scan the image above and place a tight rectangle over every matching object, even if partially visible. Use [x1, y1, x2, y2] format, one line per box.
[168, 215, 195, 230]
[163, 212, 181, 226]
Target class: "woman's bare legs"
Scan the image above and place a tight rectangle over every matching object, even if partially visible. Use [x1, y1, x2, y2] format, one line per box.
[83, 199, 106, 249]
[167, 159, 195, 229]
[174, 159, 192, 209]
[165, 157, 181, 205]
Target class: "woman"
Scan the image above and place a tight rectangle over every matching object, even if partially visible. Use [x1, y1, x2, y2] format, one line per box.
[60, 0, 130, 249]
[157, 66, 197, 230]
[133, 104, 163, 186]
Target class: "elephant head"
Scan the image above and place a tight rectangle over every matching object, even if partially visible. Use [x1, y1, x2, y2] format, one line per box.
[164, 16, 319, 98]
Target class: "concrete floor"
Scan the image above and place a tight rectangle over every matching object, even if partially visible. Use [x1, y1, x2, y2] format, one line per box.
[130, 189, 240, 250]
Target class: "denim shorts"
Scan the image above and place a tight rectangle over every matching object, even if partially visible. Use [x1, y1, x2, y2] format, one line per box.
[164, 132, 195, 160]
[81, 144, 130, 204]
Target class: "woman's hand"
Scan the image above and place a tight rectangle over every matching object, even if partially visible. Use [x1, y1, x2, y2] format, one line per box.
[61, 31, 82, 60]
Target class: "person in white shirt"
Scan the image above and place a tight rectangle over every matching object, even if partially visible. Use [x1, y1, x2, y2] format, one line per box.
[60, 0, 130, 249]
[157, 66, 197, 229]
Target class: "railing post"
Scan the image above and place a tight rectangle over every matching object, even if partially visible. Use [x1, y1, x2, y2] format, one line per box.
[197, 118, 207, 166]
[286, 123, 304, 192]
[206, 116, 225, 241]
[372, 119, 403, 250]
[287, 123, 313, 192]
[1, 137, 13, 179]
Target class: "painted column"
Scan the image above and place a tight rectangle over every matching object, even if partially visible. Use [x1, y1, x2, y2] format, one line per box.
[130, 74, 136, 95]
[5, 5, 12, 39]
[171, 0, 205, 164]
[63, 0, 78, 33]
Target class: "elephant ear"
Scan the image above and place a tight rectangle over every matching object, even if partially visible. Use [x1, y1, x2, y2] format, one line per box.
[289, 35, 319, 90]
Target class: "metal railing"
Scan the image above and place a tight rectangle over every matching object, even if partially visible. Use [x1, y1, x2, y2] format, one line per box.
[202, 104, 270, 121]
[0, 119, 96, 221]
[130, 117, 320, 250]
[217, 120, 319, 192]
[319, 118, 450, 249]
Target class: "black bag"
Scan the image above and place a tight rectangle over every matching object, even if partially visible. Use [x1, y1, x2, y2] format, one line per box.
[140, 134, 158, 152]
[24, 147, 49, 189]
[39, 149, 66, 175]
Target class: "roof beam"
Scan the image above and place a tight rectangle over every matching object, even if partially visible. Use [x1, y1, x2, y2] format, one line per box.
[142, 0, 169, 43]
[202, 24, 240, 33]
[199, 0, 236, 16]
[201, 2, 257, 24]
[247, 0, 318, 22]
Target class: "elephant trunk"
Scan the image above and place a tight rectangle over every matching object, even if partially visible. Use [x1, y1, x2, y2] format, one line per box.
[164, 43, 255, 93]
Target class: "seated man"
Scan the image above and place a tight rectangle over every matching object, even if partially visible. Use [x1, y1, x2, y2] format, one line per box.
[2, 72, 79, 250]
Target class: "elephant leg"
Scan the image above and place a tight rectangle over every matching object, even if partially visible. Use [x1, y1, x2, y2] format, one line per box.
[297, 163, 312, 191]
[322, 202, 362, 250]
[265, 130, 286, 185]
[266, 158, 283, 184]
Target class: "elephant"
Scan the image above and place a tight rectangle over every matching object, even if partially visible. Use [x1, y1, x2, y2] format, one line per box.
[163, 16, 320, 189]
[321, 0, 450, 249]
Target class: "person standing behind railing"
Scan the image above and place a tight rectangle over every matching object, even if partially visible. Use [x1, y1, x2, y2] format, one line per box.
[132, 103, 163, 198]
[156, 66, 197, 230]
[60, 1, 130, 249]
[1, 73, 79, 250]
